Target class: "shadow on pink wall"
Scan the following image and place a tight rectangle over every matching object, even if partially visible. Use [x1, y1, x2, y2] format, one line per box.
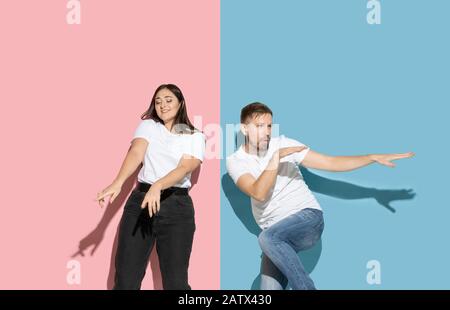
[71, 164, 201, 289]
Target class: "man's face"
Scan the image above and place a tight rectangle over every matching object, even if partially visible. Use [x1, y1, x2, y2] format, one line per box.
[243, 113, 273, 152]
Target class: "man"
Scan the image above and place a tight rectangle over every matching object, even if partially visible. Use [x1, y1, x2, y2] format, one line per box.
[226, 102, 414, 290]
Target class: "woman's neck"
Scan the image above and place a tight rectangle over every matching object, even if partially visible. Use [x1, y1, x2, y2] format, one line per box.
[164, 119, 174, 132]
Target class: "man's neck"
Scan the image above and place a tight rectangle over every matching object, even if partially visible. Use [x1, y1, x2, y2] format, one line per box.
[244, 143, 268, 158]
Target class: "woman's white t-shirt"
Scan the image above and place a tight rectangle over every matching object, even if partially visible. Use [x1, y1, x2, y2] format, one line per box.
[132, 119, 205, 188]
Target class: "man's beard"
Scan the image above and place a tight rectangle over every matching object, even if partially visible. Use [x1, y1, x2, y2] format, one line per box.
[255, 138, 270, 156]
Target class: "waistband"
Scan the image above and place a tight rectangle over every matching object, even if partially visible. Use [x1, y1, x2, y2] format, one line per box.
[137, 182, 189, 195]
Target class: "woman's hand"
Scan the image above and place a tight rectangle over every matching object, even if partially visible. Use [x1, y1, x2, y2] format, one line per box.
[370, 152, 415, 168]
[141, 183, 162, 217]
[95, 181, 122, 208]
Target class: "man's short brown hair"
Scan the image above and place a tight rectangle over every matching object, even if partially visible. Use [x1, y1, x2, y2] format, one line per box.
[240, 102, 273, 124]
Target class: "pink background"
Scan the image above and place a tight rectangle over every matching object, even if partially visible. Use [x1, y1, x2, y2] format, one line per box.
[0, 0, 220, 289]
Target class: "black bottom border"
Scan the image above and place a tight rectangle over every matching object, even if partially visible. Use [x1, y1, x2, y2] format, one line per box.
[1, 290, 450, 306]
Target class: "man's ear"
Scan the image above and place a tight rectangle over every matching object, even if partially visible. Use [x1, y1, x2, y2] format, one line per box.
[240, 123, 247, 136]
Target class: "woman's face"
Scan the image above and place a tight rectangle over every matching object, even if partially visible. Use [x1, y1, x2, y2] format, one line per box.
[154, 88, 181, 125]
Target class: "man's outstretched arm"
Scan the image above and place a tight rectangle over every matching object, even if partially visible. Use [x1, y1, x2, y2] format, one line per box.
[301, 150, 415, 172]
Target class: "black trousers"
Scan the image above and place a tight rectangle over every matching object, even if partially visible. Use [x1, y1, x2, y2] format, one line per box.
[113, 182, 196, 290]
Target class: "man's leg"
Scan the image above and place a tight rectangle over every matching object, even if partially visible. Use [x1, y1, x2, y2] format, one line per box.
[258, 208, 324, 290]
[260, 253, 288, 290]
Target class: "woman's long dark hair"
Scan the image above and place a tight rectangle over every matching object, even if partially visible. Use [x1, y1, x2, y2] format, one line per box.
[141, 84, 197, 134]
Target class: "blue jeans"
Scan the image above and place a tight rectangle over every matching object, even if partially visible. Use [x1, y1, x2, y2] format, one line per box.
[258, 208, 324, 290]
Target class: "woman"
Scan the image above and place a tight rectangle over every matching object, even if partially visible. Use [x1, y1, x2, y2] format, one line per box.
[96, 84, 205, 290]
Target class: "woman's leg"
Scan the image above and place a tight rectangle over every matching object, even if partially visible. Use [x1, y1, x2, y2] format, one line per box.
[113, 190, 155, 290]
[258, 208, 324, 290]
[154, 193, 196, 290]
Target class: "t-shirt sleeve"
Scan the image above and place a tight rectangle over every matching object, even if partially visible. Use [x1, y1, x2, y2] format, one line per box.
[184, 132, 206, 162]
[226, 156, 253, 184]
[132, 119, 153, 143]
[279, 135, 310, 164]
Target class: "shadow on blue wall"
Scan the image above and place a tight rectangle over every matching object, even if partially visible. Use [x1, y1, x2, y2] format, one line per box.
[221, 167, 415, 289]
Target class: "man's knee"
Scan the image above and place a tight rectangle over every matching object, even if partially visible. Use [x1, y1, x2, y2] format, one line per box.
[258, 229, 278, 251]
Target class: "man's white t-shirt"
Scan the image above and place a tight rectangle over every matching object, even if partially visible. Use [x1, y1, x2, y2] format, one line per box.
[132, 119, 205, 188]
[226, 135, 322, 229]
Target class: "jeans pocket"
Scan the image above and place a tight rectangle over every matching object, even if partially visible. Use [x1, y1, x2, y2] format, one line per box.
[172, 194, 195, 218]
[294, 208, 320, 222]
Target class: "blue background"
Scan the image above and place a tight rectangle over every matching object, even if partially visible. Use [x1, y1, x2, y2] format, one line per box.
[220, 0, 450, 289]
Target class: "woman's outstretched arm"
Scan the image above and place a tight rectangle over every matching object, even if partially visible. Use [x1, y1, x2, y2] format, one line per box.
[113, 138, 148, 185]
[96, 138, 148, 206]
[301, 150, 415, 172]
